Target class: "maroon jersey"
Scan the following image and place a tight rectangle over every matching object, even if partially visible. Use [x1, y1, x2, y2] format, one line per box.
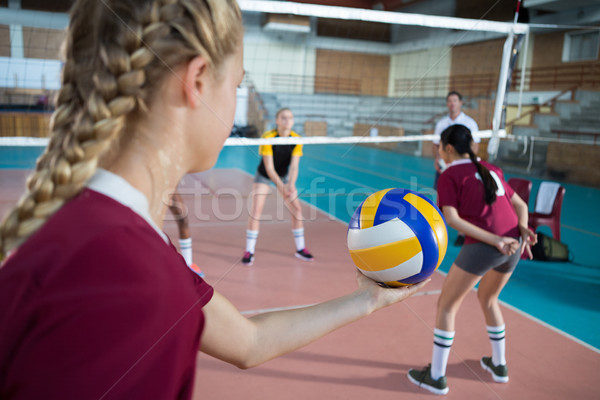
[0, 188, 213, 399]
[437, 159, 519, 245]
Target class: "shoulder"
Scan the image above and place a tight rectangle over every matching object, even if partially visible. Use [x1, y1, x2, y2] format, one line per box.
[1, 190, 165, 278]
[461, 113, 478, 126]
[481, 160, 504, 176]
[436, 115, 450, 126]
[290, 131, 302, 138]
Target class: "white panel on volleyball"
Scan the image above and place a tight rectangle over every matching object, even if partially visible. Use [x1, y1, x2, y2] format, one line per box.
[366, 253, 424, 282]
[347, 218, 415, 250]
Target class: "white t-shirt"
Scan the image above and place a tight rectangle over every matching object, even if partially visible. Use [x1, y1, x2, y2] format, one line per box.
[433, 112, 479, 145]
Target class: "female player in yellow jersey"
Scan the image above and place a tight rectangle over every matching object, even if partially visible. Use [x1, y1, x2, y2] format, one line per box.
[242, 108, 313, 266]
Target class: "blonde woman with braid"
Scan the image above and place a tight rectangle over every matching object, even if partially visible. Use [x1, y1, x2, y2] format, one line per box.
[0, 1, 428, 398]
[407, 124, 537, 395]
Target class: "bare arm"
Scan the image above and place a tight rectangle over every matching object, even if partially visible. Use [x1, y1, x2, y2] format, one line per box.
[442, 205, 519, 255]
[262, 155, 286, 194]
[286, 156, 300, 199]
[200, 272, 429, 369]
[510, 192, 538, 258]
[432, 143, 441, 173]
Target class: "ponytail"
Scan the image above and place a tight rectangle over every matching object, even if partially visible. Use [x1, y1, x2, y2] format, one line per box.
[467, 148, 497, 205]
[440, 124, 498, 205]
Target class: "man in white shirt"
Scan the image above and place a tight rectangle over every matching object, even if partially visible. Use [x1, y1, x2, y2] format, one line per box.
[432, 91, 479, 247]
[432, 91, 479, 190]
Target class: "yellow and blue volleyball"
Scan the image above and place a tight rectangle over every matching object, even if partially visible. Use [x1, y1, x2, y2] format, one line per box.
[347, 188, 448, 286]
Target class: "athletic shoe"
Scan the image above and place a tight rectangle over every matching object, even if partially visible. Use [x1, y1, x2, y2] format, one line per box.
[454, 234, 465, 246]
[242, 251, 254, 266]
[480, 357, 509, 383]
[189, 263, 205, 278]
[407, 364, 449, 395]
[295, 248, 314, 261]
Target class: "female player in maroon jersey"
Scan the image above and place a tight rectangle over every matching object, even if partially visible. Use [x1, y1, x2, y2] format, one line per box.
[0, 1, 428, 398]
[408, 124, 537, 395]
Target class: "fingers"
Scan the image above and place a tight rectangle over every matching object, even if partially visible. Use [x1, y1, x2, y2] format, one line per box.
[525, 244, 533, 259]
[394, 279, 431, 302]
[529, 232, 538, 246]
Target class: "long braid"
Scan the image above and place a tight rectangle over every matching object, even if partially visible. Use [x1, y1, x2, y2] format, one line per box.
[440, 124, 498, 205]
[0, 0, 242, 261]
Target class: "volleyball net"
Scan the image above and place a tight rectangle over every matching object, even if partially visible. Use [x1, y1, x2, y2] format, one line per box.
[0, 0, 599, 181]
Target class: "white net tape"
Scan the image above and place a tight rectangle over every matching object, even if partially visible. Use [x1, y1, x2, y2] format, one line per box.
[0, 130, 507, 147]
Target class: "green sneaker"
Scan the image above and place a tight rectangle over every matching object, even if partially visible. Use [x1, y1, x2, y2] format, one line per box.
[480, 357, 509, 383]
[407, 364, 449, 395]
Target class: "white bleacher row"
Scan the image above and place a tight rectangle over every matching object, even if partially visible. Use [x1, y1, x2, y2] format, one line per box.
[258, 91, 455, 137]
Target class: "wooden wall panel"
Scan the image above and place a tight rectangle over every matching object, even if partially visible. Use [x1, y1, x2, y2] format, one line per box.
[23, 27, 65, 60]
[547, 142, 600, 187]
[532, 32, 565, 69]
[530, 31, 599, 90]
[0, 112, 51, 137]
[315, 49, 390, 96]
[450, 39, 504, 97]
[0, 25, 10, 57]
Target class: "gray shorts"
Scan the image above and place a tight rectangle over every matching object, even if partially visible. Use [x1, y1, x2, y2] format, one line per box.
[254, 172, 288, 185]
[454, 239, 521, 276]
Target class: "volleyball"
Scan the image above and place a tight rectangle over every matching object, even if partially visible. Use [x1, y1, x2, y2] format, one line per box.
[347, 188, 448, 287]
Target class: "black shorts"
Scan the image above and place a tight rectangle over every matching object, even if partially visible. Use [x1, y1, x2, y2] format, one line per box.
[454, 239, 521, 276]
[254, 172, 288, 185]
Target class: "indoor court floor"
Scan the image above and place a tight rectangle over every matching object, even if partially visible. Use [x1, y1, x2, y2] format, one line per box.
[1, 143, 599, 399]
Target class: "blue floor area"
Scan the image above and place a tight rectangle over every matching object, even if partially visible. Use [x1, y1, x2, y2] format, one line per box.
[3, 143, 600, 350]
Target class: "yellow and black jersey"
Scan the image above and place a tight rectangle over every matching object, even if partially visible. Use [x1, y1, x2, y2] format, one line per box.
[257, 130, 303, 179]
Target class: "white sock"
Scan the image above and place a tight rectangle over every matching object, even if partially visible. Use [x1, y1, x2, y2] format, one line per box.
[179, 237, 192, 266]
[292, 228, 305, 251]
[431, 328, 455, 380]
[487, 324, 506, 366]
[246, 230, 259, 253]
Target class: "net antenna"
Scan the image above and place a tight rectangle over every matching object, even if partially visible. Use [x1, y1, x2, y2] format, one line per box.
[488, 0, 530, 161]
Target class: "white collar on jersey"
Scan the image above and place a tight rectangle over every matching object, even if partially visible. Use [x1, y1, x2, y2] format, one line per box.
[446, 157, 481, 169]
[87, 169, 169, 244]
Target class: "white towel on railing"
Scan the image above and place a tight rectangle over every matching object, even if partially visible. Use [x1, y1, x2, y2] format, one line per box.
[535, 181, 561, 214]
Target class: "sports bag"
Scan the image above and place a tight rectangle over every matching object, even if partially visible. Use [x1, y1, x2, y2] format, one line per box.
[531, 232, 570, 262]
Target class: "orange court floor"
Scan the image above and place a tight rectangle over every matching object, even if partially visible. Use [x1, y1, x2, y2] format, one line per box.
[170, 169, 597, 400]
[0, 168, 597, 400]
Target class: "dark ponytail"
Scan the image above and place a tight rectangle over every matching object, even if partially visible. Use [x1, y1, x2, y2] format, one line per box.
[440, 124, 498, 205]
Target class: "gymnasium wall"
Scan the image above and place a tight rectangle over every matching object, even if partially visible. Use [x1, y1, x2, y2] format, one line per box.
[450, 38, 505, 97]
[243, 41, 317, 94]
[531, 31, 564, 68]
[0, 112, 50, 137]
[315, 49, 390, 96]
[0, 25, 9, 57]
[530, 31, 600, 91]
[22, 26, 64, 59]
[547, 142, 600, 187]
[389, 47, 452, 98]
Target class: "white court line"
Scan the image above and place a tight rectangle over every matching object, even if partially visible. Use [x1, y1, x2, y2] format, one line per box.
[435, 268, 600, 353]
[308, 156, 433, 191]
[308, 167, 378, 191]
[239, 289, 442, 316]
[499, 300, 600, 354]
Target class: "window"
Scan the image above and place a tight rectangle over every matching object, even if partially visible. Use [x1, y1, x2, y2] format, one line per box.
[562, 30, 600, 62]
